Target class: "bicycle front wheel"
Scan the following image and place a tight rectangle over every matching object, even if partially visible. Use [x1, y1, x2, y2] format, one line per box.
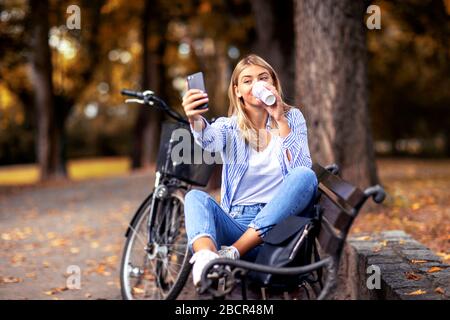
[120, 189, 191, 300]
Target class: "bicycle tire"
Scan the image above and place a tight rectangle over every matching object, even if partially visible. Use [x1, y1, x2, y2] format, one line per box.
[120, 189, 192, 300]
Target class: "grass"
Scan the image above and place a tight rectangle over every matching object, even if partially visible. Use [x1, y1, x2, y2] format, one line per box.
[0, 157, 131, 185]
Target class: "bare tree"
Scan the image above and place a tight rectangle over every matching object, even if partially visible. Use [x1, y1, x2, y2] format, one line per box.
[250, 0, 296, 102]
[131, 0, 166, 169]
[29, 0, 55, 180]
[27, 0, 104, 180]
[294, 0, 378, 187]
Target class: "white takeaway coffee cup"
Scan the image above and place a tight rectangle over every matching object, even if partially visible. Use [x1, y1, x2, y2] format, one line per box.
[252, 81, 276, 106]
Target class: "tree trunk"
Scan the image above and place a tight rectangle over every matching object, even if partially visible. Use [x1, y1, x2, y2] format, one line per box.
[29, 0, 55, 180]
[50, 96, 73, 177]
[132, 0, 165, 169]
[294, 0, 378, 187]
[204, 43, 228, 192]
[250, 0, 295, 103]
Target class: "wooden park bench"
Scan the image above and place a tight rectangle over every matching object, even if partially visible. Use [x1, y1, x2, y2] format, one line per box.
[198, 163, 386, 300]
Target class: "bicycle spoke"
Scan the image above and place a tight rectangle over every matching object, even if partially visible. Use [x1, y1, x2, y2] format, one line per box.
[154, 266, 167, 299]
[127, 221, 149, 249]
[166, 249, 187, 256]
[151, 256, 184, 267]
[139, 260, 163, 298]
[154, 241, 187, 247]
[162, 261, 178, 285]
[140, 260, 158, 299]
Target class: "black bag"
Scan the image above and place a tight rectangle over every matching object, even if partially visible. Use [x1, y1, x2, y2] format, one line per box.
[249, 204, 321, 287]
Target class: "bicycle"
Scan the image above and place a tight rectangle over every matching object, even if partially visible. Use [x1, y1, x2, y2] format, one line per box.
[119, 89, 216, 300]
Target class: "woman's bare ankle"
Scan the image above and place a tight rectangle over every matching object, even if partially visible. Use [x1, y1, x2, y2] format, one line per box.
[192, 236, 217, 253]
[232, 228, 262, 257]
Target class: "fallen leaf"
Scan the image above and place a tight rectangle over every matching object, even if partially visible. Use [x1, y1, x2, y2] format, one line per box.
[90, 241, 100, 249]
[46, 232, 57, 239]
[1, 276, 22, 284]
[143, 271, 155, 281]
[434, 287, 445, 295]
[1, 233, 12, 241]
[50, 238, 69, 248]
[70, 247, 80, 254]
[132, 287, 144, 294]
[354, 236, 371, 241]
[411, 203, 421, 210]
[105, 255, 118, 265]
[405, 289, 426, 296]
[405, 272, 422, 281]
[427, 266, 443, 273]
[411, 259, 428, 264]
[44, 287, 68, 296]
[10, 253, 26, 266]
[25, 272, 36, 279]
[379, 240, 388, 247]
[436, 252, 450, 262]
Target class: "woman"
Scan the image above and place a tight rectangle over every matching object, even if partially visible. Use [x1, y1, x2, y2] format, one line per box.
[181, 54, 318, 286]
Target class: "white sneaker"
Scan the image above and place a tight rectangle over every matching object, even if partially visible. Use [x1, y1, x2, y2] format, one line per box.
[189, 249, 219, 287]
[217, 245, 240, 260]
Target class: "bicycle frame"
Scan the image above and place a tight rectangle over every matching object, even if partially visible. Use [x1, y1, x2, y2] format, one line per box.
[120, 88, 216, 300]
[121, 89, 192, 243]
[145, 171, 190, 245]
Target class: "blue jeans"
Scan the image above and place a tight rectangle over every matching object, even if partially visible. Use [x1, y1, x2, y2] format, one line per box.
[184, 166, 318, 261]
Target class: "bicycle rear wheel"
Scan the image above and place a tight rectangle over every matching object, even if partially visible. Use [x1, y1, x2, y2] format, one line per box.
[120, 189, 191, 300]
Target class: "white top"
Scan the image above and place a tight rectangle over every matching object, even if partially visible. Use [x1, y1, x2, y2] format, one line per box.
[232, 133, 284, 206]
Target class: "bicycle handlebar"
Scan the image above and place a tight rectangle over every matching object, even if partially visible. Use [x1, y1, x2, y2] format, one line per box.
[121, 89, 145, 99]
[121, 88, 189, 125]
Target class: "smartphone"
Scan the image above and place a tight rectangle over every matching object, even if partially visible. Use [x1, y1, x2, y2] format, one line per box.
[187, 72, 209, 110]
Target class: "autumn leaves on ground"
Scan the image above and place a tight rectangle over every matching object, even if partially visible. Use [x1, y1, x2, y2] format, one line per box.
[0, 157, 449, 299]
[352, 158, 450, 260]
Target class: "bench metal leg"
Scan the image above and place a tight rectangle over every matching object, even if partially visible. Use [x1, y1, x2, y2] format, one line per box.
[317, 258, 338, 300]
[261, 287, 267, 300]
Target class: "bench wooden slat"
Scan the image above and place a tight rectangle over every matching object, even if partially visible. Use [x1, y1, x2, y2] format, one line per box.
[312, 163, 366, 207]
[319, 193, 353, 231]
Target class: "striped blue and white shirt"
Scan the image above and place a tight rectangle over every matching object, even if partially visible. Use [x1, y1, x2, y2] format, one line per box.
[189, 107, 312, 214]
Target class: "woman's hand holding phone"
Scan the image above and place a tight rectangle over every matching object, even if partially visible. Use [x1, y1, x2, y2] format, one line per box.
[182, 89, 209, 130]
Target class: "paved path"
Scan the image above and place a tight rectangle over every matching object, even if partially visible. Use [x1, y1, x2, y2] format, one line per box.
[0, 170, 161, 300]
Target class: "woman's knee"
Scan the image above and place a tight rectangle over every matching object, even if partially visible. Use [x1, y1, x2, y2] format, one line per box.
[184, 190, 208, 220]
[288, 166, 318, 186]
[185, 189, 209, 205]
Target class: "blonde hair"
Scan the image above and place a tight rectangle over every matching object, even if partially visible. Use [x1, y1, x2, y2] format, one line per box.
[227, 54, 292, 149]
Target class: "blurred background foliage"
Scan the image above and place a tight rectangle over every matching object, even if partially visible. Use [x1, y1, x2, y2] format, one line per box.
[0, 0, 449, 169]
[368, 0, 450, 157]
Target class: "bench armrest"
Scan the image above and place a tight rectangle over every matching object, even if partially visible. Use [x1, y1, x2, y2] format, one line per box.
[363, 184, 386, 204]
[199, 256, 333, 294]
